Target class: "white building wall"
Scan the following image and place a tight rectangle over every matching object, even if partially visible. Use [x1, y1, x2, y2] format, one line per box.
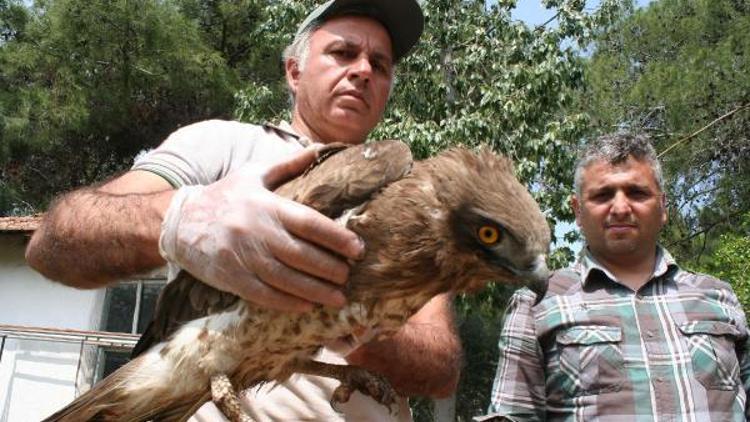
[0, 234, 105, 422]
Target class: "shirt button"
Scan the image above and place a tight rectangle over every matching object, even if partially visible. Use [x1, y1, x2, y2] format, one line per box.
[647, 330, 655, 338]
[657, 377, 665, 383]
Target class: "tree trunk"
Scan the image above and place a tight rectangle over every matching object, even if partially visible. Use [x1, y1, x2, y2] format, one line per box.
[433, 395, 456, 422]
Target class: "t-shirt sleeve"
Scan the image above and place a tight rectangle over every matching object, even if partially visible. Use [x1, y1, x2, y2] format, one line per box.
[131, 120, 263, 187]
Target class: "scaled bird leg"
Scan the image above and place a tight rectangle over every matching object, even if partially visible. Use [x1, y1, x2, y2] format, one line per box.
[210, 373, 253, 422]
[293, 360, 398, 414]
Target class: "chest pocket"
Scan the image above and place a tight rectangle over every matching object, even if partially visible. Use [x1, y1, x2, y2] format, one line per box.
[554, 325, 625, 396]
[678, 321, 742, 390]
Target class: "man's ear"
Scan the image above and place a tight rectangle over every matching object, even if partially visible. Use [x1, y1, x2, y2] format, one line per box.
[285, 58, 301, 96]
[571, 194, 582, 227]
[660, 193, 668, 226]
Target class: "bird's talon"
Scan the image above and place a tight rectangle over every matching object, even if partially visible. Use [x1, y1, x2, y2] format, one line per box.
[332, 367, 398, 415]
[330, 385, 352, 413]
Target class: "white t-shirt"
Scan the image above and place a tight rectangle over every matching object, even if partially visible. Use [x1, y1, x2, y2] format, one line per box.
[132, 119, 413, 422]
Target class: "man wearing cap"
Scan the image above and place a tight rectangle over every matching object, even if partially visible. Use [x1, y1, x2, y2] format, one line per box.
[26, 1, 461, 420]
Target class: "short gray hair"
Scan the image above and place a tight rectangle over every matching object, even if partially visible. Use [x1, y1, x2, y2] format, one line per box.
[282, 25, 318, 106]
[283, 25, 319, 73]
[574, 132, 664, 197]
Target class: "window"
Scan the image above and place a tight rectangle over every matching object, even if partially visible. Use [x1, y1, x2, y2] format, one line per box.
[101, 280, 165, 335]
[96, 279, 166, 380]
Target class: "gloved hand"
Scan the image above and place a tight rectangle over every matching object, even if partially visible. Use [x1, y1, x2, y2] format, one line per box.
[159, 147, 365, 312]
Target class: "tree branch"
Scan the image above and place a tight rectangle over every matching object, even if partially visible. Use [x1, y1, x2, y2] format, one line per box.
[673, 184, 723, 214]
[535, 12, 561, 31]
[665, 209, 746, 249]
[658, 103, 750, 158]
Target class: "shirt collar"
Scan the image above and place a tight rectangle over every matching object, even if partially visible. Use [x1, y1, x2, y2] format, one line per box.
[575, 244, 679, 287]
[263, 121, 313, 147]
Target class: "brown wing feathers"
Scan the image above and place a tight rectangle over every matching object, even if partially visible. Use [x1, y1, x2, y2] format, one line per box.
[132, 140, 413, 358]
[44, 140, 550, 422]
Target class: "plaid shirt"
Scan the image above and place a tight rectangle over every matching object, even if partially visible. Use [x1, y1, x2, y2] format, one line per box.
[480, 246, 750, 422]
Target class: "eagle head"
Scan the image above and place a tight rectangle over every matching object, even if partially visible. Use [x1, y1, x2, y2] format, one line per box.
[345, 143, 551, 304]
[430, 147, 551, 300]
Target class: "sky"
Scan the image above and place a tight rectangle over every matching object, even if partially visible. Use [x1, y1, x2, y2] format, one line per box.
[511, 0, 654, 25]
[505, 0, 654, 250]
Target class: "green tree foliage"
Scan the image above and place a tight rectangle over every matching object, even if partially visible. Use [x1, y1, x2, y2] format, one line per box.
[231, 0, 321, 124]
[0, 0, 236, 214]
[583, 0, 750, 268]
[0, 0, 630, 418]
[697, 212, 750, 312]
[0, 0, 28, 43]
[232, 1, 629, 419]
[176, 0, 288, 89]
[235, 0, 627, 260]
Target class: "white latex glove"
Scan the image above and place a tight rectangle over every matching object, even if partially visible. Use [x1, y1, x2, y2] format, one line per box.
[159, 147, 364, 312]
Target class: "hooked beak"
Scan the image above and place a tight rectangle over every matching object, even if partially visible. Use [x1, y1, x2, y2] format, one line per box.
[513, 255, 549, 305]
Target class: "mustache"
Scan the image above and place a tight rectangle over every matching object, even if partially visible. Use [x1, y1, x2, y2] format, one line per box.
[604, 218, 637, 227]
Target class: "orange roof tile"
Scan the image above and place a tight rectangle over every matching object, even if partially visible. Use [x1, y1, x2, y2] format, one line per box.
[0, 215, 42, 232]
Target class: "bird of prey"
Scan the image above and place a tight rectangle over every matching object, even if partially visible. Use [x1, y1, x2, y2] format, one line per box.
[44, 140, 550, 422]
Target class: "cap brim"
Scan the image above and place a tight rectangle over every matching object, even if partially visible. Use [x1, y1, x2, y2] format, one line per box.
[300, 0, 424, 62]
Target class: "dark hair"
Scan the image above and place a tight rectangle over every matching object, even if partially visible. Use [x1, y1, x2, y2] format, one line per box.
[574, 132, 664, 196]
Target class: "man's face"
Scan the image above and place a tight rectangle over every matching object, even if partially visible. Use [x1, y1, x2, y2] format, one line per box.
[572, 156, 668, 265]
[287, 16, 394, 144]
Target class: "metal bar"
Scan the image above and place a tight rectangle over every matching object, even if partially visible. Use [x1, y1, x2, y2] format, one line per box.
[74, 339, 85, 395]
[0, 324, 141, 339]
[133, 281, 143, 334]
[0, 324, 139, 349]
[0, 335, 6, 363]
[0, 325, 141, 399]
[0, 334, 136, 349]
[0, 332, 137, 346]
[91, 347, 102, 395]
[0, 336, 134, 349]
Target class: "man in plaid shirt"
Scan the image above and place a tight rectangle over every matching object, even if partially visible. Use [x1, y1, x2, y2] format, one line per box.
[480, 133, 750, 421]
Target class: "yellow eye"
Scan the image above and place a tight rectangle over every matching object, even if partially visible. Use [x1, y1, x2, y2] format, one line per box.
[477, 225, 501, 245]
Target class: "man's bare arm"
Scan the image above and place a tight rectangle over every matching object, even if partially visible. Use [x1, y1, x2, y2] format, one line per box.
[26, 147, 364, 313]
[347, 293, 462, 398]
[25, 170, 174, 289]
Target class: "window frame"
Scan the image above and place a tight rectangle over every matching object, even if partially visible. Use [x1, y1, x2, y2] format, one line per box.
[96, 277, 166, 382]
[100, 277, 166, 335]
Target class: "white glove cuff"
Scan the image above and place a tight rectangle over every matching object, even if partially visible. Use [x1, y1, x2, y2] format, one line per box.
[159, 185, 203, 263]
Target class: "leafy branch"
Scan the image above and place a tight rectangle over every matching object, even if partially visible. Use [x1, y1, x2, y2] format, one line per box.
[658, 103, 750, 158]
